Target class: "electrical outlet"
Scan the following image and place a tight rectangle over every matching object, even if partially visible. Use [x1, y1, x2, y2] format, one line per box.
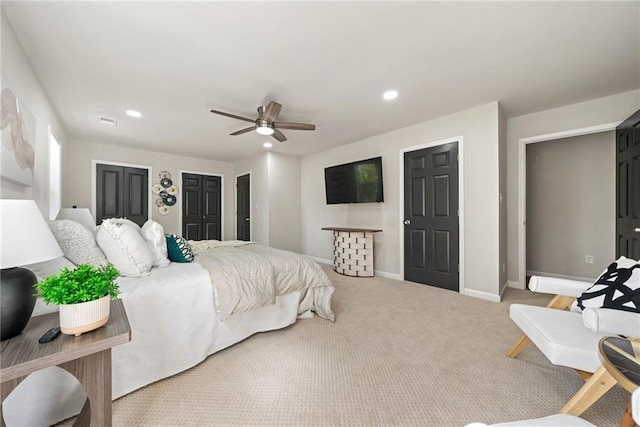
[585, 255, 594, 264]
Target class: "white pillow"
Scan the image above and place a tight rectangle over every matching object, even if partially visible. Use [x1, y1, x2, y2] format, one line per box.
[110, 217, 141, 231]
[141, 220, 170, 267]
[48, 220, 108, 267]
[96, 219, 153, 277]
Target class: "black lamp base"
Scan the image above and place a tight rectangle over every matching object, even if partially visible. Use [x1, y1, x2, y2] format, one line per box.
[1, 267, 37, 341]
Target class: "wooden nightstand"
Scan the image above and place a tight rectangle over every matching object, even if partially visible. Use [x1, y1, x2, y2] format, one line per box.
[1, 299, 131, 427]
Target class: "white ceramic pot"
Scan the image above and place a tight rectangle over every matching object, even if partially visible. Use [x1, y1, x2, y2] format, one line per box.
[59, 295, 111, 336]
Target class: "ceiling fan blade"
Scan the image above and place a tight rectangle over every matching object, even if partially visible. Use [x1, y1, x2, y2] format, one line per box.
[273, 122, 316, 131]
[230, 126, 255, 136]
[272, 129, 287, 142]
[263, 101, 282, 123]
[210, 109, 255, 123]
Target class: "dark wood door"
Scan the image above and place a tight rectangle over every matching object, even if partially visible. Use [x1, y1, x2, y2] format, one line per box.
[182, 173, 203, 240]
[96, 164, 148, 227]
[236, 174, 251, 241]
[616, 109, 640, 259]
[182, 173, 221, 241]
[404, 143, 459, 291]
[203, 175, 222, 240]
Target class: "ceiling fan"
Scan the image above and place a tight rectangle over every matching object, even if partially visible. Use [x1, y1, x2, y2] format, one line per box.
[210, 101, 315, 142]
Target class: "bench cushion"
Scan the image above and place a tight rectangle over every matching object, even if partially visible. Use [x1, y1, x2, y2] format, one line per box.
[509, 304, 608, 372]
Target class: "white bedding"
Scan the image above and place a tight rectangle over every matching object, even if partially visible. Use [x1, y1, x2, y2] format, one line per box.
[4, 247, 334, 426]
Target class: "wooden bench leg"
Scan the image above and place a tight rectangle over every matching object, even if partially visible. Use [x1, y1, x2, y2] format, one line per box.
[560, 365, 617, 416]
[506, 334, 531, 358]
[546, 295, 576, 310]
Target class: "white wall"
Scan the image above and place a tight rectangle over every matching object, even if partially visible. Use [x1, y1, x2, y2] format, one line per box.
[301, 102, 502, 300]
[267, 152, 301, 253]
[526, 132, 615, 280]
[232, 152, 302, 252]
[63, 139, 234, 236]
[0, 12, 68, 217]
[506, 89, 640, 285]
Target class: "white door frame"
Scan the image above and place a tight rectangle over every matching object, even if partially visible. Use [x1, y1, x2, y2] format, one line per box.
[399, 135, 465, 295]
[516, 121, 621, 289]
[91, 159, 153, 222]
[234, 171, 252, 240]
[178, 170, 225, 240]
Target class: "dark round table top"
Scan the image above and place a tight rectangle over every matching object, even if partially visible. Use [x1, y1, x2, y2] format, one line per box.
[598, 336, 640, 392]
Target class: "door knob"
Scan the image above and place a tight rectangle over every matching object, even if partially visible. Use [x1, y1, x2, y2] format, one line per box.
[403, 220, 411, 225]
[245, 218, 250, 221]
[635, 228, 640, 233]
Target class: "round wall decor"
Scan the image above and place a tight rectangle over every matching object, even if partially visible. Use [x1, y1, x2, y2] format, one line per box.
[163, 194, 177, 206]
[167, 185, 179, 196]
[152, 170, 179, 214]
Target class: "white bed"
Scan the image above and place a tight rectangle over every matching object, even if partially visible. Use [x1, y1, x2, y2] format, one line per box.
[3, 244, 334, 426]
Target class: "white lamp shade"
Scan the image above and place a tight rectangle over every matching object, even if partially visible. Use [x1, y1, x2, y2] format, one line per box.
[0, 200, 63, 268]
[56, 208, 96, 231]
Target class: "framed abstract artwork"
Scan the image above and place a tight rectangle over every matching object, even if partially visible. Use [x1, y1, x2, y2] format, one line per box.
[1, 88, 36, 186]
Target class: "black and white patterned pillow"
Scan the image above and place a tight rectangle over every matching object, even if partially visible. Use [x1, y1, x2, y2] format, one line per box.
[577, 256, 640, 313]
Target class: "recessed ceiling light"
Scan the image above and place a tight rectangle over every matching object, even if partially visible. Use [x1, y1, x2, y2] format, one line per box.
[126, 110, 142, 118]
[263, 142, 273, 148]
[383, 90, 398, 100]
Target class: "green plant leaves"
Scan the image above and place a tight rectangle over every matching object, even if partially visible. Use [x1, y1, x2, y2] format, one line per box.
[35, 264, 121, 305]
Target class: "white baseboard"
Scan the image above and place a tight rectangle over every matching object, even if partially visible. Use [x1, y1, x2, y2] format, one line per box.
[374, 270, 402, 280]
[463, 288, 501, 303]
[507, 280, 524, 290]
[307, 256, 401, 280]
[499, 282, 509, 300]
[526, 270, 594, 283]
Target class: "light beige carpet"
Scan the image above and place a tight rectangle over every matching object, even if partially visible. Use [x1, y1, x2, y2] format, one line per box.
[102, 267, 628, 426]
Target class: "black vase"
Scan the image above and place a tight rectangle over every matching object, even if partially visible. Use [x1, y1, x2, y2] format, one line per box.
[1, 267, 37, 341]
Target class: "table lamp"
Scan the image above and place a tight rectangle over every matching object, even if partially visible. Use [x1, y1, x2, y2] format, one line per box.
[56, 207, 96, 231]
[0, 199, 63, 341]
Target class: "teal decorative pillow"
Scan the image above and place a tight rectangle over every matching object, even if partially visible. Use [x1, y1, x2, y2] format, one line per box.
[165, 234, 194, 263]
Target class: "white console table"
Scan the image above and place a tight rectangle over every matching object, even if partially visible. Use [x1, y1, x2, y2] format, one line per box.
[321, 227, 382, 277]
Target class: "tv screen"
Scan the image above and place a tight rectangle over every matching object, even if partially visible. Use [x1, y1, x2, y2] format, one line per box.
[324, 157, 384, 204]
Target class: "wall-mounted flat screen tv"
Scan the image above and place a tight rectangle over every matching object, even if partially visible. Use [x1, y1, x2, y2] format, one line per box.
[324, 157, 384, 204]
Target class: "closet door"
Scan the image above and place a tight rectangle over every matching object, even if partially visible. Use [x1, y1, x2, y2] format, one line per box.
[202, 175, 222, 240]
[182, 173, 203, 240]
[96, 164, 148, 227]
[182, 173, 222, 241]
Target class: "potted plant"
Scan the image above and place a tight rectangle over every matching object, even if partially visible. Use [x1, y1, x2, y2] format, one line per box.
[35, 264, 120, 336]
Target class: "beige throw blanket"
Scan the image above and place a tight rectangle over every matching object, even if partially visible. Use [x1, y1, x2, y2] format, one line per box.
[190, 241, 335, 322]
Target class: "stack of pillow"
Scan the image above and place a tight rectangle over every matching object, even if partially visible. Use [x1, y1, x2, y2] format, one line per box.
[46, 218, 194, 278]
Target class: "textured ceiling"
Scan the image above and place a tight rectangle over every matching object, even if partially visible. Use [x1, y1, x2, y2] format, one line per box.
[3, 1, 639, 161]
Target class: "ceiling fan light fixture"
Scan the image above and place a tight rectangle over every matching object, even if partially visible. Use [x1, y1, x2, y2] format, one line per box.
[256, 121, 274, 136]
